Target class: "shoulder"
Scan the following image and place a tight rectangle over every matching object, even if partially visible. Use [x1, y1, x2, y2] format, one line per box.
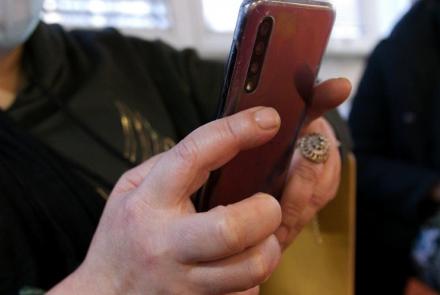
[67, 26, 193, 63]
[34, 22, 180, 67]
[366, 0, 439, 65]
[389, 0, 438, 42]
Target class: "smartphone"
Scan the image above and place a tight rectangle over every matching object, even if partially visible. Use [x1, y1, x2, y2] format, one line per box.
[195, 0, 335, 211]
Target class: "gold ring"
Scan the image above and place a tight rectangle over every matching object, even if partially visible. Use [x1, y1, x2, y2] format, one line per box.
[296, 133, 330, 164]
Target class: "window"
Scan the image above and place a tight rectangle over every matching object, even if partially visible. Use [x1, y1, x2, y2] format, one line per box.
[202, 0, 241, 33]
[42, 0, 415, 57]
[377, 0, 413, 36]
[42, 0, 171, 30]
[331, 0, 362, 40]
[200, 0, 414, 55]
[202, 0, 364, 40]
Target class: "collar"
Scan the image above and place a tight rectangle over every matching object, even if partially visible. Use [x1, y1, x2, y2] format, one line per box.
[8, 22, 72, 125]
[23, 22, 66, 91]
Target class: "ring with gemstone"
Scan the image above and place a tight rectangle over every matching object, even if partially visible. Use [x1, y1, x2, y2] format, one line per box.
[296, 133, 330, 164]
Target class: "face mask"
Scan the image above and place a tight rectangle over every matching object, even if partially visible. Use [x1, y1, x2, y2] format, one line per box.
[0, 0, 44, 50]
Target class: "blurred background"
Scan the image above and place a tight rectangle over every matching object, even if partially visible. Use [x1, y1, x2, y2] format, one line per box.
[40, 0, 417, 116]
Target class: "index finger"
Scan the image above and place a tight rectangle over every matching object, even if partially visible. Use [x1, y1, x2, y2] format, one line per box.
[307, 78, 352, 122]
[136, 107, 281, 207]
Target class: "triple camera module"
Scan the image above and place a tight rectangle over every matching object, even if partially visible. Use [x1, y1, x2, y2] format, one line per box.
[245, 17, 273, 93]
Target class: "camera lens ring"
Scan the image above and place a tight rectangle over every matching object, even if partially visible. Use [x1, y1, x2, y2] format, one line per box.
[259, 21, 271, 36]
[255, 42, 265, 55]
[244, 17, 273, 93]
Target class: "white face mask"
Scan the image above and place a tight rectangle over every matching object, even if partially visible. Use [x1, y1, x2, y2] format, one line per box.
[0, 0, 44, 50]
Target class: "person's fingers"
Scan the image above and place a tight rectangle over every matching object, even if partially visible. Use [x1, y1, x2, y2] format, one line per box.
[282, 128, 341, 246]
[189, 235, 281, 294]
[276, 118, 340, 248]
[275, 150, 324, 247]
[170, 194, 281, 263]
[136, 107, 281, 207]
[307, 78, 351, 121]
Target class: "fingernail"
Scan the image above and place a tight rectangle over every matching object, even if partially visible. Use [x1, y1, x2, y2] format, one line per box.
[254, 108, 281, 130]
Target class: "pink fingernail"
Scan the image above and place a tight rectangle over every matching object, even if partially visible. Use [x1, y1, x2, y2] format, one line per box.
[254, 108, 281, 130]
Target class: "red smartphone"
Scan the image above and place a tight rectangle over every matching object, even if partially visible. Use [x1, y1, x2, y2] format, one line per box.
[196, 0, 335, 211]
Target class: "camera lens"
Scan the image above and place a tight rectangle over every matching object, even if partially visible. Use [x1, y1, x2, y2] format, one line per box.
[259, 21, 271, 36]
[244, 17, 272, 94]
[255, 42, 265, 55]
[245, 80, 256, 92]
[250, 62, 259, 74]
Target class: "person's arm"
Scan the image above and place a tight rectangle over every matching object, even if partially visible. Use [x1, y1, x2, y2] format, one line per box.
[349, 42, 439, 222]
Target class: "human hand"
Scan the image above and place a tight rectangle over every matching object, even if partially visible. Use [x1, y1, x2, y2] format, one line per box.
[276, 78, 352, 249]
[49, 78, 350, 295]
[49, 107, 284, 295]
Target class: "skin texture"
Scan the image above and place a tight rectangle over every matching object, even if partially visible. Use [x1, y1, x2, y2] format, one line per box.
[46, 78, 351, 295]
[0, 46, 23, 109]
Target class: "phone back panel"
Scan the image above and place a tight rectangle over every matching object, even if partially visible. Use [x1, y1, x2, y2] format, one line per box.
[197, 1, 335, 211]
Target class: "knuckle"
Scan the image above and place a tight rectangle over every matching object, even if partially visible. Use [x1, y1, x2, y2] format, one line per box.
[121, 197, 144, 226]
[296, 163, 319, 184]
[118, 199, 171, 270]
[124, 200, 169, 260]
[172, 223, 200, 261]
[281, 201, 304, 222]
[121, 169, 140, 186]
[113, 169, 140, 194]
[215, 206, 245, 253]
[309, 195, 326, 209]
[173, 138, 199, 170]
[248, 248, 271, 286]
[119, 170, 132, 182]
[221, 116, 241, 143]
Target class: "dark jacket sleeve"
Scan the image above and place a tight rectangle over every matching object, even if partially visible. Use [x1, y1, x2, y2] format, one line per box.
[0, 187, 38, 295]
[349, 42, 439, 222]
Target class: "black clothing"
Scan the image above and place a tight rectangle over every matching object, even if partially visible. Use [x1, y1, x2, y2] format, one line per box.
[10, 22, 224, 185]
[1, 22, 224, 294]
[0, 111, 105, 293]
[349, 0, 440, 293]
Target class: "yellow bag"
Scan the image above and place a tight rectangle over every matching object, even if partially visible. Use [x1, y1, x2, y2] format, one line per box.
[261, 153, 356, 295]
